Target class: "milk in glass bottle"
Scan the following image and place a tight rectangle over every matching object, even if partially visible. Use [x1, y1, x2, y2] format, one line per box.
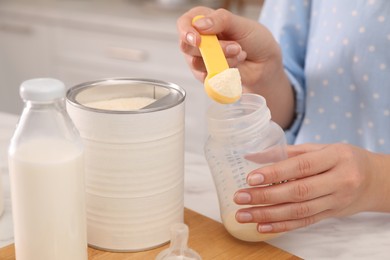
[8, 78, 87, 260]
[204, 93, 287, 242]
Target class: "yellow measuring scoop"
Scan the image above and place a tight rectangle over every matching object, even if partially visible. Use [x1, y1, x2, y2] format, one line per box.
[192, 15, 242, 104]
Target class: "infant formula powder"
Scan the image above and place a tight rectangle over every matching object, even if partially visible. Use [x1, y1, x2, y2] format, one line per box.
[83, 97, 156, 111]
[208, 68, 242, 98]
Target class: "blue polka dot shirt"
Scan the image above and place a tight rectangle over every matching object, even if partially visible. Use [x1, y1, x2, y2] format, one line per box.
[260, 0, 390, 153]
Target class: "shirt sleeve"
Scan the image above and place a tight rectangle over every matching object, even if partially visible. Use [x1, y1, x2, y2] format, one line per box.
[259, 0, 311, 144]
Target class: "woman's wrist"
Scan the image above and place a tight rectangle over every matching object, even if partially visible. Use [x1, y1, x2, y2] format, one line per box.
[368, 152, 390, 212]
[245, 59, 295, 129]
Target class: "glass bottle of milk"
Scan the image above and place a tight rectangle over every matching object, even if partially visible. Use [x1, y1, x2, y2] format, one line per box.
[8, 78, 87, 260]
[204, 93, 287, 242]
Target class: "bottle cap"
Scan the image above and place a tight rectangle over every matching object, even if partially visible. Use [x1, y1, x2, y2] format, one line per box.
[20, 78, 66, 101]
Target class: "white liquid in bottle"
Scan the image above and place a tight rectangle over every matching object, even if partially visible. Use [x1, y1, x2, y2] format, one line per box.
[223, 212, 278, 242]
[9, 138, 87, 260]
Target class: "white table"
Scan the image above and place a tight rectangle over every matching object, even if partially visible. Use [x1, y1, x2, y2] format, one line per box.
[1, 111, 390, 259]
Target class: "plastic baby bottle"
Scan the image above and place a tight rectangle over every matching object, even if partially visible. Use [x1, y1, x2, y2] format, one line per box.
[204, 93, 287, 242]
[8, 78, 87, 260]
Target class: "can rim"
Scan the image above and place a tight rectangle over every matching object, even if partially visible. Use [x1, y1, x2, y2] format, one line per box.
[66, 78, 186, 114]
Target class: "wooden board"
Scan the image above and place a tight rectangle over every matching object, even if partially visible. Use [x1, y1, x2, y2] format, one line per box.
[0, 208, 301, 259]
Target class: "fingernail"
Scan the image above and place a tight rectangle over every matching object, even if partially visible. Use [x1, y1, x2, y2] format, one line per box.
[236, 211, 253, 222]
[226, 44, 241, 55]
[186, 32, 196, 46]
[248, 173, 264, 186]
[236, 50, 247, 62]
[234, 192, 251, 204]
[258, 224, 273, 233]
[193, 17, 213, 30]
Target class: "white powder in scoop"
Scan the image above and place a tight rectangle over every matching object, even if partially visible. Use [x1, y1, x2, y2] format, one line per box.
[208, 68, 242, 97]
[83, 97, 156, 111]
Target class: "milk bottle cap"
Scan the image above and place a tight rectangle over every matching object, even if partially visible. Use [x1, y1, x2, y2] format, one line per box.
[20, 78, 66, 101]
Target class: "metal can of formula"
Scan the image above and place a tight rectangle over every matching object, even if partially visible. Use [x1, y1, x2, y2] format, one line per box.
[66, 78, 186, 252]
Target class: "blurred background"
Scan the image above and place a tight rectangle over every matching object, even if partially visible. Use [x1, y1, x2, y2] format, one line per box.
[0, 0, 262, 115]
[0, 0, 263, 155]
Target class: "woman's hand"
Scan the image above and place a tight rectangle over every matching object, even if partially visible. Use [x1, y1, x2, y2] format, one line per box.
[176, 6, 295, 128]
[234, 143, 390, 233]
[177, 6, 280, 88]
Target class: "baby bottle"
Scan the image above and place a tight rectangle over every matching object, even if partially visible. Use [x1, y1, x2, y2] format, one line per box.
[8, 78, 87, 260]
[204, 93, 287, 242]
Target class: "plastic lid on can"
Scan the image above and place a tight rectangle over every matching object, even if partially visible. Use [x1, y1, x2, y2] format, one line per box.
[20, 78, 66, 102]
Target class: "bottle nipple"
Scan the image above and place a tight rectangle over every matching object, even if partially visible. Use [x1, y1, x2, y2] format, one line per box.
[155, 223, 202, 260]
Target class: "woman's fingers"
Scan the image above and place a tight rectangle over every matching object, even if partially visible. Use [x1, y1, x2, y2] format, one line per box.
[181, 40, 245, 65]
[255, 209, 334, 233]
[247, 144, 337, 186]
[179, 26, 246, 56]
[236, 195, 334, 225]
[177, 7, 248, 67]
[235, 169, 338, 205]
[177, 7, 237, 47]
[176, 6, 214, 46]
[177, 6, 271, 90]
[182, 40, 246, 82]
[286, 143, 328, 158]
[233, 143, 379, 232]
